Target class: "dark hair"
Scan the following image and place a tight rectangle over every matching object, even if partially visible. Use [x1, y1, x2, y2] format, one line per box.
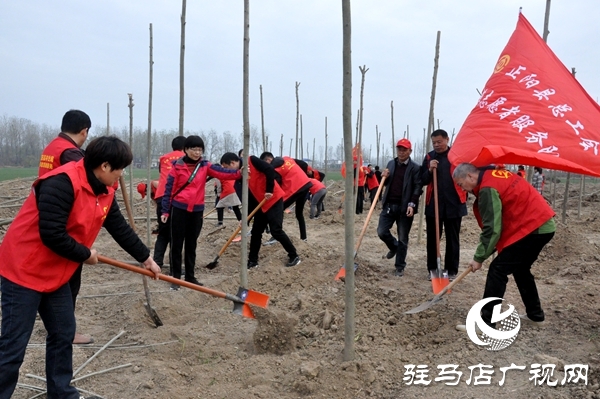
[61, 110, 91, 134]
[184, 135, 204, 150]
[518, 165, 525, 170]
[220, 152, 240, 165]
[431, 129, 448, 139]
[84, 136, 133, 171]
[259, 152, 274, 161]
[375, 166, 380, 171]
[535, 167, 543, 173]
[172, 136, 186, 151]
[238, 149, 244, 157]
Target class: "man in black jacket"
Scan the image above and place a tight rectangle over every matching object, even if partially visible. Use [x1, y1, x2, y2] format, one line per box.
[377, 139, 423, 277]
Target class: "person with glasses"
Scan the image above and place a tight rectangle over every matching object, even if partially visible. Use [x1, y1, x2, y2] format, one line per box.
[160, 136, 241, 290]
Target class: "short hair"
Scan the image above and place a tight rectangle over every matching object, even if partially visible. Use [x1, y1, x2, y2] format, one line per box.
[259, 152, 274, 161]
[84, 136, 133, 171]
[375, 165, 380, 171]
[238, 149, 244, 157]
[61, 110, 91, 134]
[518, 165, 525, 170]
[431, 129, 449, 139]
[172, 136, 186, 151]
[452, 163, 479, 180]
[220, 152, 240, 165]
[184, 135, 204, 150]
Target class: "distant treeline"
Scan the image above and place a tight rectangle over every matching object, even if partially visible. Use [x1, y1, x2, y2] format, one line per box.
[0, 114, 348, 168]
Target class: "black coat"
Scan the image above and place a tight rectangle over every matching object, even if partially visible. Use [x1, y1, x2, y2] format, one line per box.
[381, 157, 423, 214]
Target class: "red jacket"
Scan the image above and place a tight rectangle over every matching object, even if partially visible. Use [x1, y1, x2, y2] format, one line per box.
[308, 178, 326, 195]
[275, 156, 312, 201]
[38, 135, 79, 177]
[0, 161, 114, 292]
[155, 150, 185, 198]
[366, 171, 379, 191]
[473, 169, 555, 252]
[162, 159, 240, 214]
[220, 179, 236, 198]
[248, 157, 284, 212]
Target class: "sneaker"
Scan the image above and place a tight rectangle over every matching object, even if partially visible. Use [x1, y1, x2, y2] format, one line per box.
[247, 261, 259, 269]
[263, 237, 277, 246]
[519, 314, 546, 327]
[394, 269, 404, 277]
[185, 277, 204, 286]
[385, 249, 396, 259]
[170, 283, 180, 291]
[448, 273, 457, 282]
[427, 272, 432, 281]
[301, 238, 308, 242]
[285, 256, 301, 267]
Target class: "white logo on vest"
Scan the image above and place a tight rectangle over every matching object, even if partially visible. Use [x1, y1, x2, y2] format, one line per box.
[465, 297, 520, 351]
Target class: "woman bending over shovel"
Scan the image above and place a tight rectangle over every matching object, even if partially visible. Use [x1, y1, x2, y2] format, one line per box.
[161, 135, 241, 290]
[0, 136, 161, 399]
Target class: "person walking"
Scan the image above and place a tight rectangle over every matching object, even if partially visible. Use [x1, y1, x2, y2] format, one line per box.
[0, 136, 161, 399]
[377, 139, 422, 277]
[420, 129, 467, 281]
[453, 163, 555, 331]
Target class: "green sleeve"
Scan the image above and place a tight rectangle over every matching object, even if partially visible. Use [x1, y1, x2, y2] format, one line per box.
[474, 187, 503, 262]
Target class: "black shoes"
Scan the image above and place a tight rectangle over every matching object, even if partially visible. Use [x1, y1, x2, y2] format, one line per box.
[247, 261, 259, 269]
[385, 249, 396, 259]
[448, 273, 457, 282]
[170, 283, 180, 291]
[394, 269, 404, 277]
[185, 277, 204, 286]
[286, 256, 301, 267]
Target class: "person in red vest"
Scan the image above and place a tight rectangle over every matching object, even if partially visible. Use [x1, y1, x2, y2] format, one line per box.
[308, 178, 327, 219]
[420, 129, 467, 281]
[38, 109, 89, 177]
[0, 136, 161, 399]
[365, 164, 380, 203]
[152, 136, 186, 274]
[517, 165, 526, 178]
[247, 155, 301, 268]
[307, 165, 326, 182]
[161, 136, 240, 289]
[38, 109, 91, 345]
[260, 153, 312, 243]
[452, 163, 555, 332]
[215, 152, 243, 223]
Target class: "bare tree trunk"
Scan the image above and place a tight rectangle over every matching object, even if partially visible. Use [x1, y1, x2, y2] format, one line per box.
[406, 124, 409, 140]
[300, 114, 304, 159]
[179, 0, 186, 136]
[260, 85, 266, 153]
[425, 31, 441, 153]
[279, 133, 283, 157]
[147, 24, 154, 243]
[417, 127, 427, 244]
[289, 138, 292, 157]
[312, 138, 315, 168]
[342, 0, 355, 362]
[106, 103, 110, 135]
[354, 65, 368, 210]
[375, 125, 380, 167]
[390, 100, 395, 149]
[127, 93, 134, 208]
[240, 0, 251, 288]
[295, 81, 300, 159]
[578, 175, 584, 218]
[324, 116, 328, 177]
[562, 65, 575, 224]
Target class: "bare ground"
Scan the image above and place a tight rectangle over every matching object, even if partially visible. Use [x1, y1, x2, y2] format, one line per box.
[1, 177, 599, 399]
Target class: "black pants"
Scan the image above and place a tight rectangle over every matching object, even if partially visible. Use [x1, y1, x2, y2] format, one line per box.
[249, 199, 297, 263]
[426, 216, 462, 275]
[481, 232, 554, 325]
[284, 188, 309, 240]
[153, 197, 171, 269]
[218, 206, 242, 222]
[377, 203, 414, 271]
[170, 207, 203, 280]
[355, 186, 364, 214]
[68, 263, 83, 307]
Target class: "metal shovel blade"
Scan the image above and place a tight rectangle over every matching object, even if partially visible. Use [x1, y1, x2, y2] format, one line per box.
[232, 302, 255, 319]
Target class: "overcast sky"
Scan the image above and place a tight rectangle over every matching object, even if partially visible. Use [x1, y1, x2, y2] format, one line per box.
[1, 1, 598, 163]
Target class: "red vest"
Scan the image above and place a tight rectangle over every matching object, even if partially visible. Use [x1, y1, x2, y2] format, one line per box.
[155, 150, 184, 198]
[308, 178, 326, 195]
[247, 157, 284, 212]
[473, 169, 555, 252]
[0, 160, 114, 292]
[38, 136, 78, 177]
[366, 172, 379, 190]
[275, 157, 311, 201]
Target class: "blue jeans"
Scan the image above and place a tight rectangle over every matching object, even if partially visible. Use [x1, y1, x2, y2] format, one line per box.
[377, 203, 414, 271]
[0, 277, 79, 399]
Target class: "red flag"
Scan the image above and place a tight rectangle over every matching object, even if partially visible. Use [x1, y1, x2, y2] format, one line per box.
[449, 13, 600, 177]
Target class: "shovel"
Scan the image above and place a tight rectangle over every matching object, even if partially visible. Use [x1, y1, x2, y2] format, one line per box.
[98, 255, 269, 319]
[404, 266, 472, 314]
[205, 198, 267, 270]
[335, 176, 387, 281]
[119, 175, 163, 327]
[430, 168, 449, 294]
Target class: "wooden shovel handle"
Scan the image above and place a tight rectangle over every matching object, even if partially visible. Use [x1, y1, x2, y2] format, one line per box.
[216, 198, 267, 257]
[435, 266, 472, 298]
[433, 168, 441, 260]
[355, 175, 387, 253]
